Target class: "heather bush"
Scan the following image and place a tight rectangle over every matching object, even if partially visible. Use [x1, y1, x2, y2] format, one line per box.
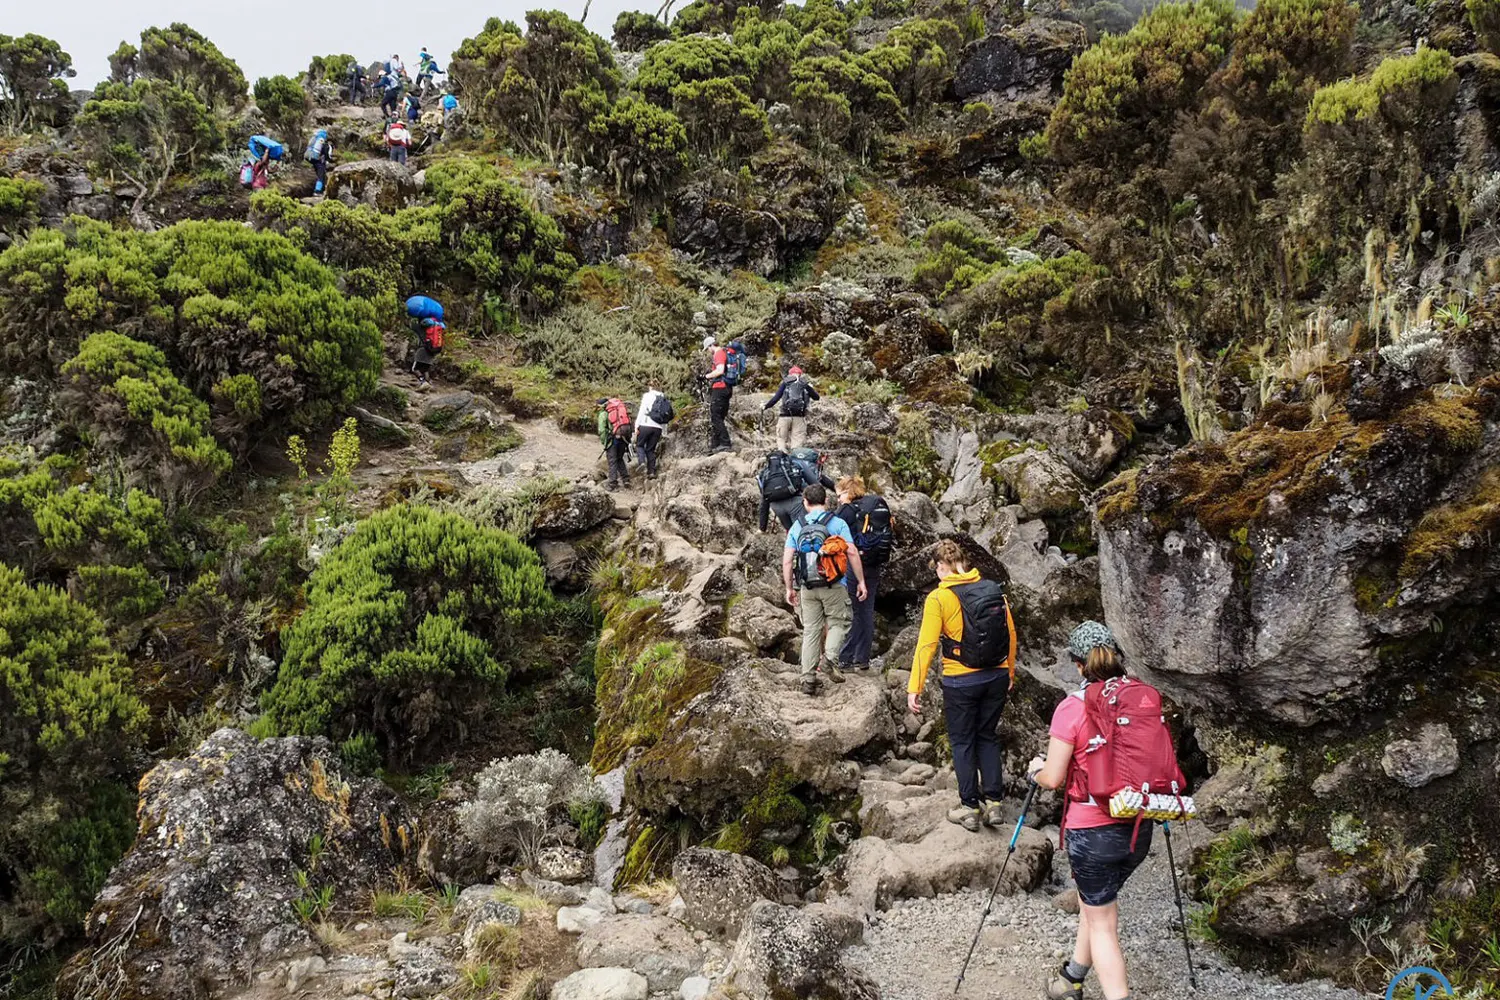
[60, 332, 232, 504]
[0, 564, 145, 945]
[0, 219, 383, 436]
[257, 505, 553, 764]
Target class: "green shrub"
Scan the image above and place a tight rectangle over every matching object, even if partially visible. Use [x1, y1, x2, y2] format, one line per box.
[61, 332, 233, 503]
[252, 74, 309, 148]
[305, 53, 356, 85]
[0, 176, 45, 235]
[0, 33, 78, 132]
[0, 218, 383, 436]
[0, 564, 145, 945]
[258, 505, 553, 764]
[636, 36, 749, 106]
[613, 11, 672, 51]
[75, 78, 223, 204]
[671, 77, 770, 164]
[1470, 0, 1500, 53]
[1215, 0, 1356, 116]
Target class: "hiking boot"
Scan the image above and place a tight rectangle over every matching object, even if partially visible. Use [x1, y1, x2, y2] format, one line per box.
[983, 802, 1006, 829]
[851, 661, 871, 671]
[947, 805, 982, 833]
[1046, 966, 1086, 1000]
[822, 662, 846, 684]
[606, 481, 620, 492]
[800, 677, 821, 696]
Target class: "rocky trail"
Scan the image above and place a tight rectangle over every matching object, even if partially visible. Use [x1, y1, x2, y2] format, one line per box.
[58, 379, 1374, 995]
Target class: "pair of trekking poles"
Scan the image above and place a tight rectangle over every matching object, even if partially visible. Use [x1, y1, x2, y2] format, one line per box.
[953, 779, 1198, 995]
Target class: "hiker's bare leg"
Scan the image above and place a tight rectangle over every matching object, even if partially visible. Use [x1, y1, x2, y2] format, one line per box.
[1072, 905, 1092, 968]
[1081, 902, 1128, 999]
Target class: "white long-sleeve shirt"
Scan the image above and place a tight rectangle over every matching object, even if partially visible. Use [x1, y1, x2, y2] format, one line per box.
[636, 390, 665, 431]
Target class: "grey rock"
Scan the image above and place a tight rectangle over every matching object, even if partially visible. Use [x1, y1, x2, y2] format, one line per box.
[286, 955, 327, 991]
[576, 914, 703, 991]
[953, 18, 1088, 99]
[1381, 723, 1461, 788]
[57, 729, 415, 1000]
[329, 158, 420, 211]
[394, 946, 459, 998]
[679, 976, 711, 1000]
[533, 486, 618, 539]
[536, 845, 592, 884]
[730, 901, 879, 1000]
[558, 906, 606, 933]
[1053, 888, 1080, 914]
[584, 886, 616, 912]
[672, 848, 781, 939]
[523, 872, 586, 906]
[552, 968, 649, 1000]
[538, 539, 583, 588]
[462, 900, 524, 959]
[829, 824, 1052, 914]
[727, 596, 799, 654]
[614, 894, 655, 914]
[992, 408, 1131, 482]
[995, 450, 1085, 517]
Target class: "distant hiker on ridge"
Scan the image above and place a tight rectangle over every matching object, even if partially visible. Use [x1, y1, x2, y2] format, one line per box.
[763, 365, 818, 452]
[908, 539, 1016, 832]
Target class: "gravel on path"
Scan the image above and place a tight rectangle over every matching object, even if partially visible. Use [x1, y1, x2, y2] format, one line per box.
[845, 825, 1368, 1000]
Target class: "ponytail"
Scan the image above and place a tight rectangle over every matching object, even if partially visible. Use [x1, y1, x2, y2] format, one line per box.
[1081, 645, 1126, 683]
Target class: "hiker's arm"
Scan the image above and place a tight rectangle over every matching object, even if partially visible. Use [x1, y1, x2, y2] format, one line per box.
[848, 544, 866, 592]
[707, 358, 725, 379]
[907, 593, 943, 699]
[758, 495, 770, 532]
[781, 546, 797, 605]
[807, 383, 820, 401]
[763, 383, 783, 410]
[1032, 737, 1073, 790]
[820, 474, 837, 491]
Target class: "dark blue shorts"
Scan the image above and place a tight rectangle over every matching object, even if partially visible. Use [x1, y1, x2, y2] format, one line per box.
[1066, 822, 1153, 907]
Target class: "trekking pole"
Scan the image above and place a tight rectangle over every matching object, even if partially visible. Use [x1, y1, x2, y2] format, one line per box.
[1162, 821, 1198, 991]
[954, 778, 1039, 996]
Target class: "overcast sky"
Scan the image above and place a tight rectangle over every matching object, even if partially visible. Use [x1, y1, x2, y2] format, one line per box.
[13, 0, 658, 88]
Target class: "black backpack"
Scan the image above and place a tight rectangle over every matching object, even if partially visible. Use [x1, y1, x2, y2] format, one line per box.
[759, 453, 800, 501]
[848, 495, 895, 566]
[940, 579, 1014, 671]
[792, 513, 836, 588]
[781, 379, 810, 417]
[648, 394, 676, 425]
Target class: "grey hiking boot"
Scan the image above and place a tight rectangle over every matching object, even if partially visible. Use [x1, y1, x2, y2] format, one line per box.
[800, 676, 821, 696]
[947, 805, 982, 833]
[822, 662, 846, 684]
[983, 802, 1006, 828]
[1046, 963, 1086, 1000]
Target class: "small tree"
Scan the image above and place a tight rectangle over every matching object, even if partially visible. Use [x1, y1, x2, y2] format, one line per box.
[0, 33, 77, 133]
[132, 22, 247, 112]
[612, 11, 671, 51]
[74, 78, 222, 207]
[253, 74, 309, 149]
[306, 53, 357, 85]
[672, 77, 770, 164]
[585, 96, 690, 201]
[635, 35, 748, 106]
[459, 749, 592, 868]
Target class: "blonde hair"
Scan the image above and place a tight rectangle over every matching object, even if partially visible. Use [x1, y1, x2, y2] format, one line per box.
[932, 539, 968, 572]
[837, 475, 867, 500]
[1081, 646, 1126, 683]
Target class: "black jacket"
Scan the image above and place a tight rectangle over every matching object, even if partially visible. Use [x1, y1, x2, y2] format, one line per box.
[763, 377, 819, 416]
[758, 466, 836, 531]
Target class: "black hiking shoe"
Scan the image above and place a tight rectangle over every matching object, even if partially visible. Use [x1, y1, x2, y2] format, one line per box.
[800, 677, 820, 696]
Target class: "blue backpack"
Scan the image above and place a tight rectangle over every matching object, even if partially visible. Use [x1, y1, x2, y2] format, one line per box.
[723, 340, 747, 387]
[304, 130, 328, 163]
[792, 513, 840, 589]
[406, 295, 444, 321]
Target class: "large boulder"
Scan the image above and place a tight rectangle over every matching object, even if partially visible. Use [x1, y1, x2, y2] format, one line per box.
[57, 729, 416, 1000]
[552, 968, 649, 1000]
[672, 847, 782, 938]
[991, 408, 1132, 482]
[329, 158, 421, 211]
[1097, 379, 1500, 725]
[727, 596, 799, 655]
[576, 915, 703, 991]
[953, 18, 1088, 99]
[534, 485, 618, 539]
[996, 449, 1085, 517]
[729, 901, 879, 1000]
[628, 670, 895, 822]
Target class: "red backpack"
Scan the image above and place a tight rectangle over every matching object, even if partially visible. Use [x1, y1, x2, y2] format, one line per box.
[1064, 676, 1188, 849]
[605, 398, 632, 438]
[423, 320, 445, 352]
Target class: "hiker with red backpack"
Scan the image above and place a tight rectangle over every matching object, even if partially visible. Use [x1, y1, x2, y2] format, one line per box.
[835, 475, 896, 671]
[763, 365, 819, 452]
[1028, 621, 1191, 1000]
[597, 397, 635, 491]
[406, 295, 445, 388]
[783, 484, 867, 696]
[907, 538, 1017, 832]
[385, 117, 412, 164]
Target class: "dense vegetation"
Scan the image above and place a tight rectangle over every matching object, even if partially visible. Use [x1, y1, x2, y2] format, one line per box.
[2, 0, 1500, 989]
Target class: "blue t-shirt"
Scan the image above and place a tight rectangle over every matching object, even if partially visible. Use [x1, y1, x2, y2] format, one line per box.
[442, 95, 458, 111]
[785, 510, 856, 586]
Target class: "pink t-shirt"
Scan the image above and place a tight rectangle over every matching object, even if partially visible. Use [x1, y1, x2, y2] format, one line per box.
[1050, 692, 1118, 830]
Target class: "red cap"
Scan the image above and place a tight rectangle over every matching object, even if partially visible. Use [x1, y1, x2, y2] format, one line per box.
[789, 366, 803, 375]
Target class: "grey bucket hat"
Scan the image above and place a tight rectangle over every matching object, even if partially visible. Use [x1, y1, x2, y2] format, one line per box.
[1067, 620, 1119, 661]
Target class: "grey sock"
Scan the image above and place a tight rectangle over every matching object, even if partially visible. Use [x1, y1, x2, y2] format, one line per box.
[1064, 961, 1090, 982]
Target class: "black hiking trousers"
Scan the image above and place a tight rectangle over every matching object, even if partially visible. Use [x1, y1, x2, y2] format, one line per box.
[605, 437, 631, 487]
[708, 386, 733, 451]
[943, 673, 1010, 808]
[635, 426, 662, 476]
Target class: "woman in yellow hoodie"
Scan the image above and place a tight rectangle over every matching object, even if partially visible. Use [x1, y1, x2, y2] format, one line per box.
[907, 539, 1017, 832]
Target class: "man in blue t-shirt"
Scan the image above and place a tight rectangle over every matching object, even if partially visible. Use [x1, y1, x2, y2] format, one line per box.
[783, 483, 867, 696]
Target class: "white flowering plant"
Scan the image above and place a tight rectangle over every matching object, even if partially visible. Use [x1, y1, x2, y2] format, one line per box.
[459, 748, 593, 869]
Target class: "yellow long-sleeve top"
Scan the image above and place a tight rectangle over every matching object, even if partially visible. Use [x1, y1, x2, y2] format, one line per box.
[908, 568, 1017, 693]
